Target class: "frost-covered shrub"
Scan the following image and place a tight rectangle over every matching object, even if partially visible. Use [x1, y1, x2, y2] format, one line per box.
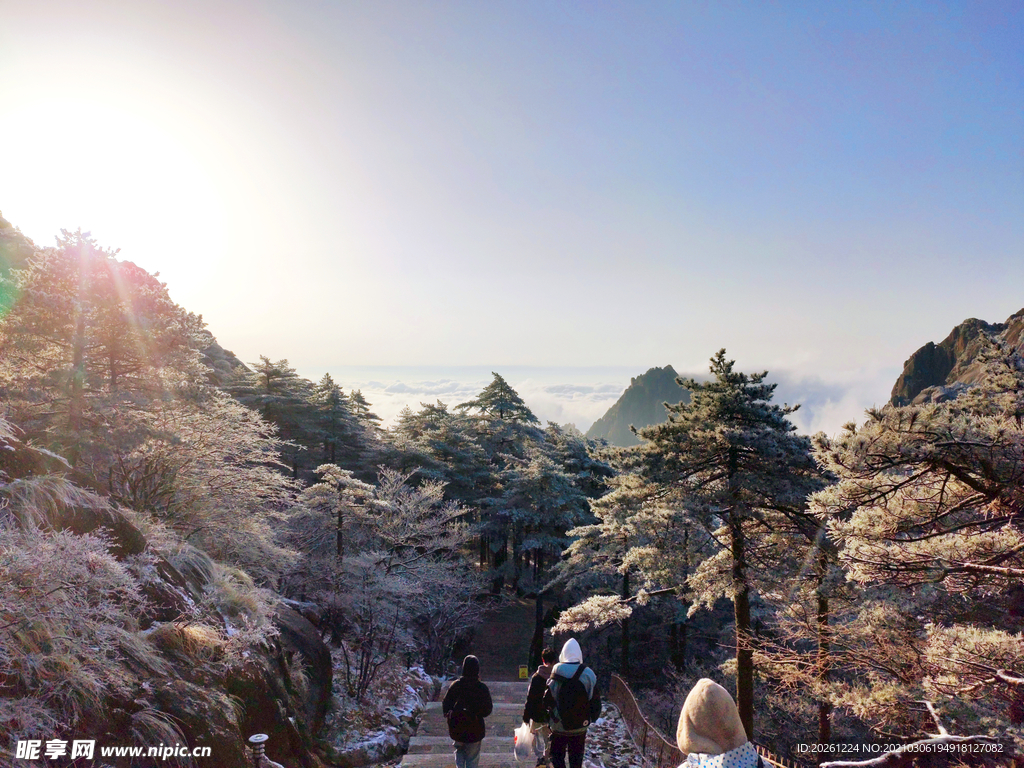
[0, 527, 160, 738]
[107, 391, 299, 585]
[286, 466, 484, 693]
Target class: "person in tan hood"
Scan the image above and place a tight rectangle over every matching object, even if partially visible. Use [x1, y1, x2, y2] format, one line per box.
[676, 678, 762, 768]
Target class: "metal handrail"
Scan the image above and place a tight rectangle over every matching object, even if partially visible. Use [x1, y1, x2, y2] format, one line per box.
[606, 674, 803, 768]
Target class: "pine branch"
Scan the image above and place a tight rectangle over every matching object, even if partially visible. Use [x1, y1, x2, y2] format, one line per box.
[921, 700, 948, 736]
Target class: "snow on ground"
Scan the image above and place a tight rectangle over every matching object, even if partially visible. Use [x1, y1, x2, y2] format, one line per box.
[323, 658, 432, 766]
[584, 702, 648, 768]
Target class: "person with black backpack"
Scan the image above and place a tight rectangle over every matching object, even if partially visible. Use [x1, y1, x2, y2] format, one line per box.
[442, 655, 493, 768]
[543, 638, 600, 768]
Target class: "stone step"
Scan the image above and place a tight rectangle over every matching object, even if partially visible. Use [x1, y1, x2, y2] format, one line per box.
[401, 682, 541, 768]
[399, 754, 527, 768]
[415, 726, 525, 739]
[415, 721, 525, 737]
[421, 702, 527, 726]
[424, 702, 526, 713]
[408, 737, 521, 755]
[482, 681, 531, 703]
[435, 682, 530, 704]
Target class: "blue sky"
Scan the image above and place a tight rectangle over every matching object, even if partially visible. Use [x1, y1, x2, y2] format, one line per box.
[2, 1, 1021, 433]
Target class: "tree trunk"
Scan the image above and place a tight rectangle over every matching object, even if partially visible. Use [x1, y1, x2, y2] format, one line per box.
[670, 620, 687, 669]
[729, 505, 753, 741]
[530, 594, 544, 670]
[67, 306, 87, 466]
[817, 549, 832, 751]
[336, 505, 344, 561]
[731, 511, 754, 741]
[729, 448, 754, 740]
[621, 569, 631, 676]
[512, 531, 522, 592]
[491, 535, 507, 593]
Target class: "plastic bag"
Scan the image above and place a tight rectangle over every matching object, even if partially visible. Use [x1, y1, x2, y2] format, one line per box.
[513, 722, 534, 761]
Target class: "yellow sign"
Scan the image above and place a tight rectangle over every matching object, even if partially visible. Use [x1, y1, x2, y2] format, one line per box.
[519, 665, 529, 679]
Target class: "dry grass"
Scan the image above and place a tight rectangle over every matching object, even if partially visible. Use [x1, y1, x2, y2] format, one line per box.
[167, 543, 217, 592]
[146, 622, 225, 661]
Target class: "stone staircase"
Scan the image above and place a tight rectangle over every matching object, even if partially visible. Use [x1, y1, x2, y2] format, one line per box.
[400, 681, 531, 768]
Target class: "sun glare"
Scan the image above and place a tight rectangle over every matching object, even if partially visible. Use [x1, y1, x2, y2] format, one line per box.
[1, 96, 226, 282]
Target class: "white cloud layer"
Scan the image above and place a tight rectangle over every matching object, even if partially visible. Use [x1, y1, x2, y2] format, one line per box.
[310, 364, 900, 437]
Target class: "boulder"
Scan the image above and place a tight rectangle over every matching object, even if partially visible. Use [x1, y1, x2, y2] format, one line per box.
[273, 605, 333, 733]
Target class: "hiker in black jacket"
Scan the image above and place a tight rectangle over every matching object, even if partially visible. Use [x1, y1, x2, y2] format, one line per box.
[522, 647, 557, 767]
[442, 655, 493, 768]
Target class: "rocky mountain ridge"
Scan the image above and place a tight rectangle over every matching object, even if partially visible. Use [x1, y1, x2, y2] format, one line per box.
[890, 308, 1024, 406]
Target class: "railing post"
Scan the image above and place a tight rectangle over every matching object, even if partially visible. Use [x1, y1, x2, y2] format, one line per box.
[247, 733, 268, 768]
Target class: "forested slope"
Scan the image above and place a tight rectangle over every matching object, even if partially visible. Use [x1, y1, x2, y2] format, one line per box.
[0, 219, 613, 767]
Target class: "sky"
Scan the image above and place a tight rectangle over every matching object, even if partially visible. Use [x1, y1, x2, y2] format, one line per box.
[2, 1, 1022, 434]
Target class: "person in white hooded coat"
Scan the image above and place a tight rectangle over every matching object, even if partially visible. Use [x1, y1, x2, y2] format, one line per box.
[676, 678, 762, 768]
[543, 638, 600, 768]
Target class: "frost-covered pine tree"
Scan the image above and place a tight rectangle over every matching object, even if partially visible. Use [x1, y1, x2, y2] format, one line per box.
[0, 230, 205, 464]
[555, 471, 710, 675]
[497, 450, 591, 592]
[456, 373, 545, 583]
[225, 356, 318, 475]
[388, 400, 492, 507]
[635, 349, 816, 739]
[812, 344, 1024, 742]
[348, 389, 382, 431]
[311, 374, 355, 463]
[287, 466, 482, 692]
[456, 372, 539, 423]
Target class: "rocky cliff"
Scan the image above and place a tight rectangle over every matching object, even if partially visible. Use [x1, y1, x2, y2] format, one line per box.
[890, 308, 1024, 406]
[586, 365, 689, 447]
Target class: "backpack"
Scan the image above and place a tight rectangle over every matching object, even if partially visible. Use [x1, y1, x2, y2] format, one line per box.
[446, 697, 477, 742]
[550, 664, 591, 730]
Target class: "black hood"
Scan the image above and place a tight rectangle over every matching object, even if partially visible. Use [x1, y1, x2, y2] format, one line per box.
[461, 654, 480, 679]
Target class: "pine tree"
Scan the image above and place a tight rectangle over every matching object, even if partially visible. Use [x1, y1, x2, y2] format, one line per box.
[554, 470, 707, 675]
[454, 373, 544, 586]
[0, 230, 204, 465]
[310, 373, 366, 468]
[224, 356, 317, 475]
[498, 450, 591, 592]
[348, 389, 382, 430]
[634, 349, 817, 739]
[388, 400, 491, 505]
[456, 372, 539, 423]
[811, 345, 1024, 740]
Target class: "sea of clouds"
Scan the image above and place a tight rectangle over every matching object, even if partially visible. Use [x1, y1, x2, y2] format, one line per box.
[310, 364, 900, 439]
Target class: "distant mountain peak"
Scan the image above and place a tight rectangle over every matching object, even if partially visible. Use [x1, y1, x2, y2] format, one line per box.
[586, 365, 687, 447]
